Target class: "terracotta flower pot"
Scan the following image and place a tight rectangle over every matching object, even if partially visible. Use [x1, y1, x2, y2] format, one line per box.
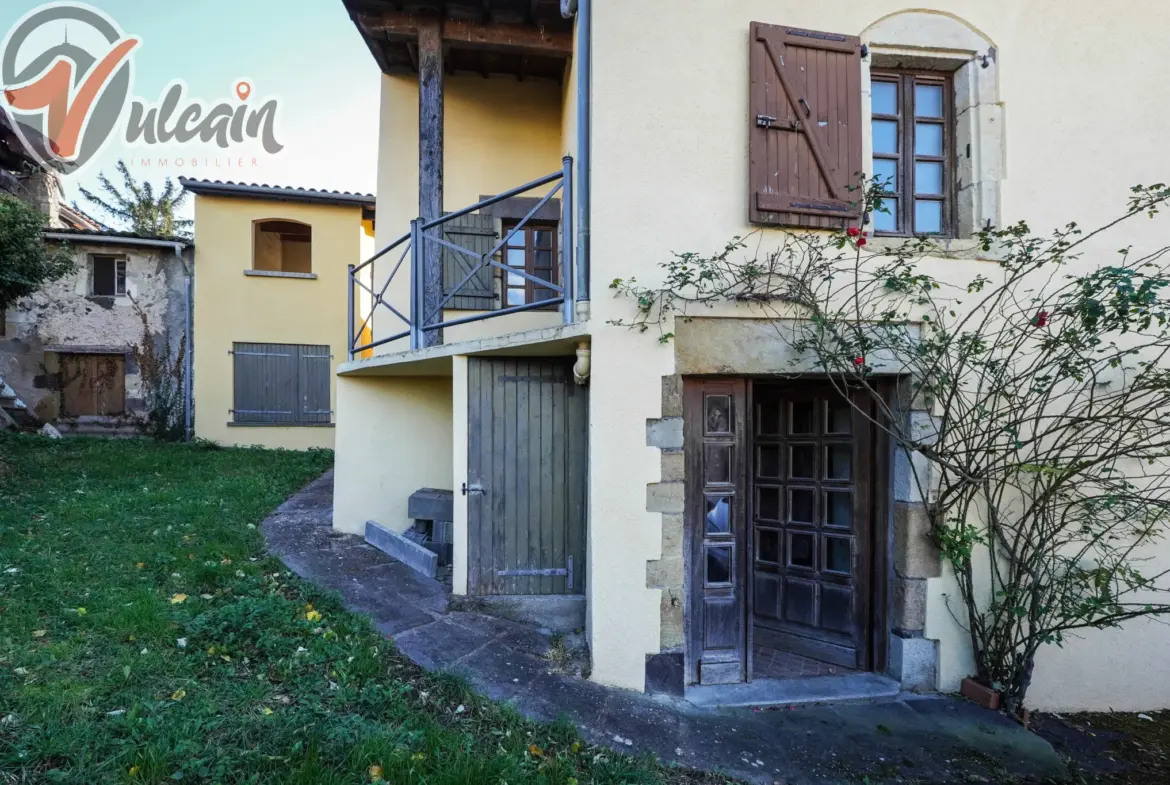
[961, 677, 1001, 711]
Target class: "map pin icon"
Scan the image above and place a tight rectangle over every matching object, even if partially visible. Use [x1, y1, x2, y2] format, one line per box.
[235, 81, 251, 101]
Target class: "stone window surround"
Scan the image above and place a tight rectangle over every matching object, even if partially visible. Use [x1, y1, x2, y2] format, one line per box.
[859, 12, 1003, 257]
[642, 317, 943, 695]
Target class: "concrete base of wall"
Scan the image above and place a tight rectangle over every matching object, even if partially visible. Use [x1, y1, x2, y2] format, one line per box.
[888, 634, 940, 692]
[365, 520, 438, 578]
[645, 651, 685, 696]
[458, 594, 586, 633]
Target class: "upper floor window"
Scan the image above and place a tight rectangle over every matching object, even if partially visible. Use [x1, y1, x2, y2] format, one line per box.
[870, 71, 954, 237]
[253, 219, 312, 274]
[91, 255, 126, 297]
[502, 222, 557, 307]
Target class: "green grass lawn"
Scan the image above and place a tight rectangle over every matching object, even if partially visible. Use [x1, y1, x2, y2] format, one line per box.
[0, 435, 705, 785]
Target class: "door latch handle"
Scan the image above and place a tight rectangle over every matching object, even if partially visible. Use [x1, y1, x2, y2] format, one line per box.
[462, 482, 485, 496]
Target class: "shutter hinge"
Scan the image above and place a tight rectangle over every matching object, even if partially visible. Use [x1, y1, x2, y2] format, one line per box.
[756, 115, 803, 132]
[860, 43, 869, 58]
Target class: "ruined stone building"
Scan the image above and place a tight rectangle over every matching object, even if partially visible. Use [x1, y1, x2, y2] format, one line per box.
[0, 113, 192, 434]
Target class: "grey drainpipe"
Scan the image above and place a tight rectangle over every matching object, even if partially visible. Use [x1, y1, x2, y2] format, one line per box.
[183, 263, 193, 441]
[565, 0, 591, 313]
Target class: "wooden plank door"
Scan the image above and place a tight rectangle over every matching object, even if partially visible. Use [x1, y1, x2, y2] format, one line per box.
[466, 357, 587, 596]
[684, 378, 749, 685]
[60, 353, 126, 417]
[750, 383, 874, 670]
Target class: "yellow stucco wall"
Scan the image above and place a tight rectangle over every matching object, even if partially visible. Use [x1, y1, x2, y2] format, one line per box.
[371, 74, 566, 352]
[332, 374, 454, 535]
[192, 194, 364, 449]
[581, 0, 1170, 704]
[345, 1, 1170, 708]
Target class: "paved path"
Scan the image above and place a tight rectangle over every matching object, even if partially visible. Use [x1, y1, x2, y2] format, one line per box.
[263, 471, 1064, 784]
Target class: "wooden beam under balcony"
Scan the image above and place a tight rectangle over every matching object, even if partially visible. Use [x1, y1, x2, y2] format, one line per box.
[352, 9, 572, 60]
[418, 17, 444, 347]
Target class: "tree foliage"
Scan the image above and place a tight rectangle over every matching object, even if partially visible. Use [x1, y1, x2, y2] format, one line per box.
[611, 181, 1170, 715]
[78, 159, 193, 238]
[0, 193, 74, 313]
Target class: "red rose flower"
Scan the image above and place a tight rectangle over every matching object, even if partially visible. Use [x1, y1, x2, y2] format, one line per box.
[853, 356, 865, 367]
[857, 237, 868, 247]
[1034, 310, 1049, 328]
[846, 227, 860, 237]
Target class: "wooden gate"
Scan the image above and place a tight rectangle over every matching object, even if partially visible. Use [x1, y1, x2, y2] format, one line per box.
[466, 357, 587, 596]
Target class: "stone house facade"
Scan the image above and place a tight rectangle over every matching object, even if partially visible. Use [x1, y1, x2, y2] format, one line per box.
[0, 113, 192, 433]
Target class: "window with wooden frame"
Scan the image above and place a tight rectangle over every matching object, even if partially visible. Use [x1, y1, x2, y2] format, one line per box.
[501, 222, 558, 307]
[870, 71, 954, 237]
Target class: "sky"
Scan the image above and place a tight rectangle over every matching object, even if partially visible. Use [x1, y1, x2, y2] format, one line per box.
[0, 0, 382, 223]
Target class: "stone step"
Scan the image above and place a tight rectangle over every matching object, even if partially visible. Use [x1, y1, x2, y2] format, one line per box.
[54, 420, 142, 438]
[684, 671, 902, 709]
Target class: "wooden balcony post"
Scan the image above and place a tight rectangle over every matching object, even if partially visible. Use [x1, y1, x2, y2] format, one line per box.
[418, 18, 443, 347]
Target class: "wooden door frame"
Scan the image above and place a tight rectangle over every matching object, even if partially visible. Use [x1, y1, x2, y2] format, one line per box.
[682, 375, 893, 685]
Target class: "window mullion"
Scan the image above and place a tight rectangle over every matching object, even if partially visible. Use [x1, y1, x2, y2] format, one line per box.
[902, 74, 914, 235]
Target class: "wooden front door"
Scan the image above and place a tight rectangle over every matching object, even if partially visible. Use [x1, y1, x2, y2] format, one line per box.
[684, 378, 750, 685]
[60, 353, 126, 417]
[750, 383, 875, 670]
[466, 357, 587, 596]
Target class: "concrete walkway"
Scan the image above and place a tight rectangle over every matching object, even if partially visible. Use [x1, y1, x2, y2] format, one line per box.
[263, 472, 1065, 784]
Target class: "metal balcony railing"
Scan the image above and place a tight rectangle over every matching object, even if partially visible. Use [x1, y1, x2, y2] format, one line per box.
[348, 156, 574, 360]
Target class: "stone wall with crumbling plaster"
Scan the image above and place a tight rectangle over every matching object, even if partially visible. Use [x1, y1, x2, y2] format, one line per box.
[0, 241, 189, 423]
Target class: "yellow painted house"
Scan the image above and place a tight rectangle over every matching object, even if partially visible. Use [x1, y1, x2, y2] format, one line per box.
[331, 0, 1170, 713]
[182, 179, 375, 449]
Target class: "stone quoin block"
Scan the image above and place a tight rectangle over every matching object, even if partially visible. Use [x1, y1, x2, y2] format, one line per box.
[646, 417, 684, 451]
[893, 577, 928, 633]
[893, 503, 942, 579]
[660, 450, 685, 482]
[646, 481, 684, 514]
[660, 374, 683, 418]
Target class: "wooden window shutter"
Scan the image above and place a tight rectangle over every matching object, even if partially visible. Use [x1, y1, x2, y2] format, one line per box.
[441, 213, 499, 310]
[233, 342, 297, 424]
[297, 344, 332, 424]
[749, 22, 863, 228]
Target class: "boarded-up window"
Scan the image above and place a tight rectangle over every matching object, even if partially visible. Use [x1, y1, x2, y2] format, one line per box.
[749, 23, 864, 228]
[60, 353, 126, 416]
[253, 220, 312, 274]
[231, 342, 331, 424]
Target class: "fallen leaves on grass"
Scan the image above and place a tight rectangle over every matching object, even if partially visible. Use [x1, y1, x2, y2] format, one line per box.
[170, 594, 188, 604]
[170, 688, 187, 701]
[31, 630, 46, 638]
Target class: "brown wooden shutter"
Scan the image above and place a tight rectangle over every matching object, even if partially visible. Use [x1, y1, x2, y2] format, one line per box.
[749, 22, 863, 228]
[441, 213, 499, 310]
